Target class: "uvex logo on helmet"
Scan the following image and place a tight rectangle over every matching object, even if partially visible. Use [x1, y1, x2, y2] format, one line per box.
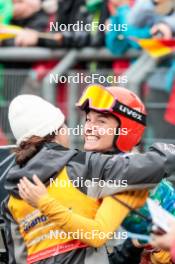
[119, 105, 143, 121]
[114, 102, 146, 126]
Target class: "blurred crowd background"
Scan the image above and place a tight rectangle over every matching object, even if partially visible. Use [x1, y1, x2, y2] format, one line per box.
[0, 0, 175, 149]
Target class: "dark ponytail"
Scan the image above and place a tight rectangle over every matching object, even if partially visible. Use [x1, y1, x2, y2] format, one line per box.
[15, 134, 55, 166]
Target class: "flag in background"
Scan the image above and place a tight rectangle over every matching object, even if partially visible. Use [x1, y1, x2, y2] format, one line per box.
[134, 38, 175, 58]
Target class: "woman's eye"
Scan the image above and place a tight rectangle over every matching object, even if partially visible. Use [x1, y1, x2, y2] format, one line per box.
[99, 120, 105, 124]
[86, 118, 91, 122]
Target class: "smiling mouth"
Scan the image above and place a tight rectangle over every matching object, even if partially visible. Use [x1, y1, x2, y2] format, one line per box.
[85, 136, 99, 142]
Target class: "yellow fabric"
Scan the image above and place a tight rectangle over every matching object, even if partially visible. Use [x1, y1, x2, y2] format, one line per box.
[8, 167, 100, 259]
[151, 250, 172, 264]
[8, 164, 148, 261]
[38, 190, 148, 248]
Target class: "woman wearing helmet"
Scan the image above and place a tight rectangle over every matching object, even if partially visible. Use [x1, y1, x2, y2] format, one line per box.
[77, 84, 174, 264]
[17, 85, 173, 264]
[16, 85, 148, 255]
[77, 84, 146, 153]
[78, 84, 174, 264]
[4, 91, 157, 264]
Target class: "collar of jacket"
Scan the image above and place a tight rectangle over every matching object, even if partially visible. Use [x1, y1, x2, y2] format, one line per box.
[104, 150, 123, 155]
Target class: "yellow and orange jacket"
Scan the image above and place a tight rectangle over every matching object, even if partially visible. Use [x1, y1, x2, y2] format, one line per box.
[2, 142, 175, 264]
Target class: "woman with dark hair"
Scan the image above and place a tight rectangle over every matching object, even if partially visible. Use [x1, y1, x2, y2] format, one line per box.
[6, 87, 175, 264]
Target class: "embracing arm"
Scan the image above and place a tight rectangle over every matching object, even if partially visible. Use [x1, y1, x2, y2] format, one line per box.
[88, 143, 175, 197]
[18, 176, 147, 248]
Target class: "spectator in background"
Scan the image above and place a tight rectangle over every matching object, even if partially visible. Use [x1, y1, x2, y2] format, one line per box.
[105, 0, 175, 142]
[0, 0, 50, 143]
[50, 0, 109, 48]
[129, 0, 175, 39]
[106, 0, 175, 55]
[1, 0, 49, 47]
[8, 0, 110, 48]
